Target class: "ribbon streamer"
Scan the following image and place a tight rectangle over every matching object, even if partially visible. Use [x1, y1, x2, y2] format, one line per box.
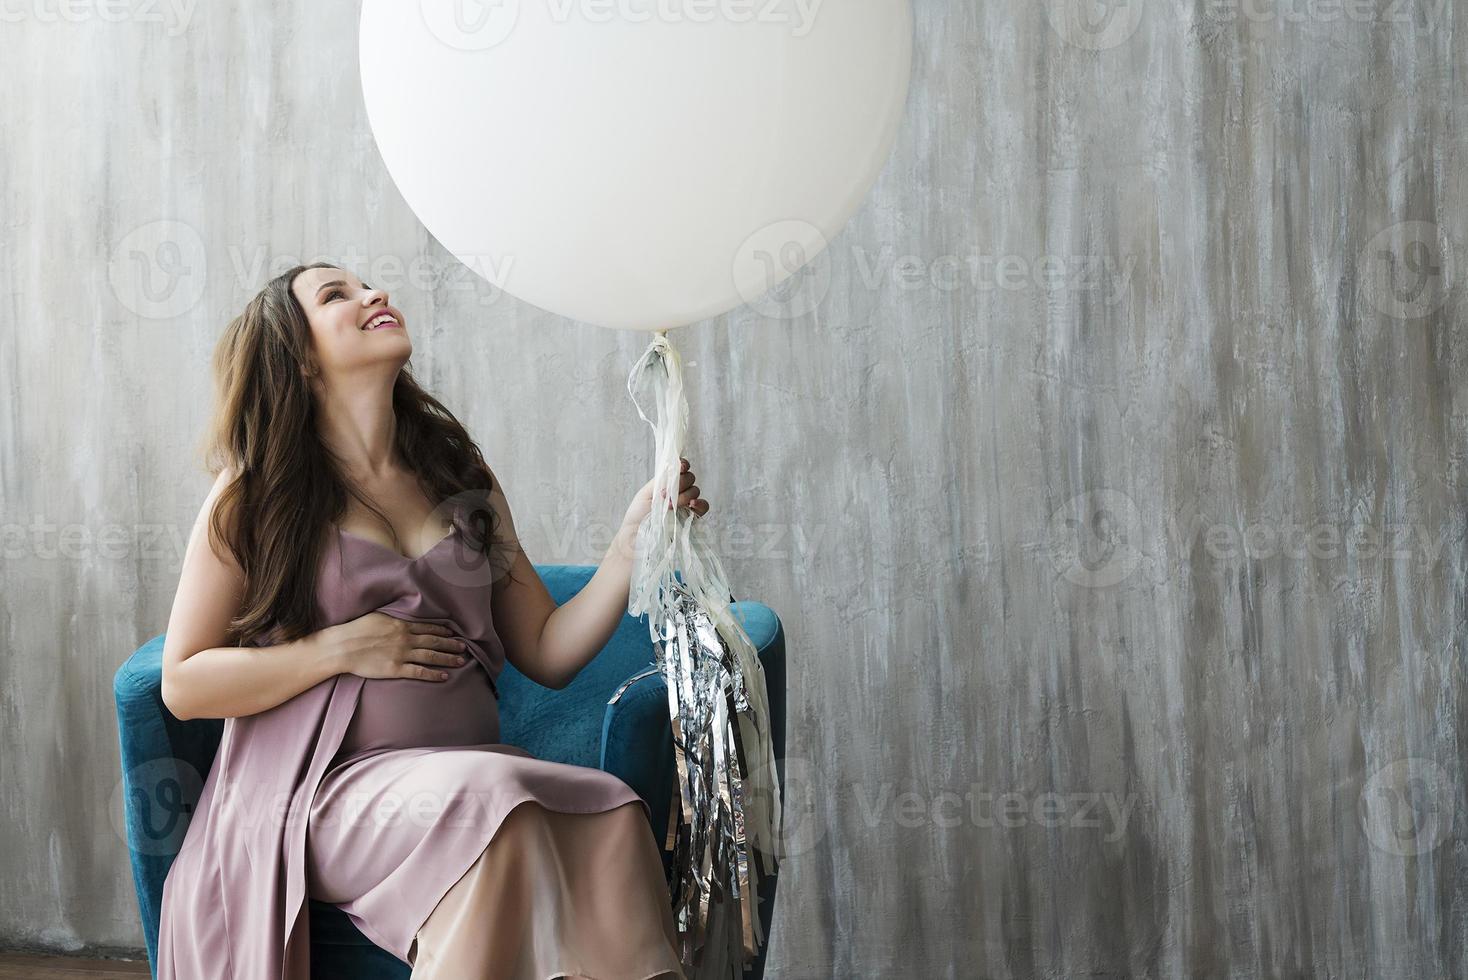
[622, 332, 784, 978]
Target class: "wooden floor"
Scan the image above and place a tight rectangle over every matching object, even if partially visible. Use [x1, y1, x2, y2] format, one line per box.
[0, 953, 150, 978]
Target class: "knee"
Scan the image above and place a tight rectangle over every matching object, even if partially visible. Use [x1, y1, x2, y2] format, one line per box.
[608, 800, 648, 828]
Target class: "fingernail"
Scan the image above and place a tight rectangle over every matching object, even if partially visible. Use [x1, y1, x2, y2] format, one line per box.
[439, 671, 449, 680]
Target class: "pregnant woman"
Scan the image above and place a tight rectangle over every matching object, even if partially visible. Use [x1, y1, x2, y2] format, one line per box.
[155, 262, 707, 979]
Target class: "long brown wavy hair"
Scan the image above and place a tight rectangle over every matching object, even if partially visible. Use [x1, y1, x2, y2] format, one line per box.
[200, 261, 519, 646]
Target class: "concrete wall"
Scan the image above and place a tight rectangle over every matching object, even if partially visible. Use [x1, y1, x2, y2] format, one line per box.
[2, 2, 1464, 977]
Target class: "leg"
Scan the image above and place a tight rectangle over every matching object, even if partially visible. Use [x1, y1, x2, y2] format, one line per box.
[410, 801, 686, 980]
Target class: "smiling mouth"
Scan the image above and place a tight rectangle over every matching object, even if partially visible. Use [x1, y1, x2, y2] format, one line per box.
[362, 313, 401, 331]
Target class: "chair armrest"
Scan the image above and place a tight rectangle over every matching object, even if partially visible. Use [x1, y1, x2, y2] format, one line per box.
[113, 634, 224, 978]
[600, 669, 678, 850]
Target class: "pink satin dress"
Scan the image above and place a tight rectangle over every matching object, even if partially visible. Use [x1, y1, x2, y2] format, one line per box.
[302, 525, 686, 979]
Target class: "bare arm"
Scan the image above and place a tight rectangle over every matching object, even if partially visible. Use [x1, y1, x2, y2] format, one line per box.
[484, 466, 640, 689]
[484, 469, 564, 689]
[488, 465, 670, 691]
[534, 523, 640, 689]
[491, 522, 639, 691]
[160, 469, 346, 720]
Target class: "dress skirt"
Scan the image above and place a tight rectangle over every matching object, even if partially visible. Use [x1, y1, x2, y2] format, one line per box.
[305, 744, 687, 979]
[408, 799, 686, 980]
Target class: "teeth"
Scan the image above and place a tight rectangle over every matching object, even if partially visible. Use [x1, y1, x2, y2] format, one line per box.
[363, 314, 396, 331]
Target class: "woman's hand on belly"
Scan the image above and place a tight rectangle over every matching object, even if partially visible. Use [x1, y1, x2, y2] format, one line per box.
[319, 612, 469, 682]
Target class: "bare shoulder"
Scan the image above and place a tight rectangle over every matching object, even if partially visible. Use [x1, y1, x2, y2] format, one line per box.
[479, 462, 535, 597]
[196, 463, 244, 568]
[481, 461, 560, 685]
[162, 464, 249, 689]
[481, 462, 521, 547]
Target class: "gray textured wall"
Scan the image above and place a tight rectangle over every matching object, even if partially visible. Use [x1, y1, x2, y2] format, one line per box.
[3, 2, 1464, 977]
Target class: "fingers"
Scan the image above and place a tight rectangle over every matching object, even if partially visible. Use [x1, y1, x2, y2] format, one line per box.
[399, 623, 467, 681]
[661, 476, 708, 514]
[401, 663, 451, 682]
[402, 648, 467, 681]
[657, 458, 703, 511]
[414, 634, 466, 653]
[414, 647, 467, 665]
[406, 623, 462, 650]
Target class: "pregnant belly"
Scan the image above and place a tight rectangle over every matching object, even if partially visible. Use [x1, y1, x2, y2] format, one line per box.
[334, 660, 501, 765]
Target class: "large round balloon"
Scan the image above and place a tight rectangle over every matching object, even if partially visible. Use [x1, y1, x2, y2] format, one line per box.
[360, 0, 912, 332]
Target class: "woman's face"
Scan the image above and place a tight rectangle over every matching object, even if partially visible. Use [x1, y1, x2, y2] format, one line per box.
[290, 266, 410, 384]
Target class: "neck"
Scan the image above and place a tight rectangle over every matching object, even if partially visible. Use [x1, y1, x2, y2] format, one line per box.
[315, 372, 400, 481]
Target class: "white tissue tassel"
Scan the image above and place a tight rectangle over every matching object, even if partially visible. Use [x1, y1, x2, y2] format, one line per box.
[622, 333, 784, 978]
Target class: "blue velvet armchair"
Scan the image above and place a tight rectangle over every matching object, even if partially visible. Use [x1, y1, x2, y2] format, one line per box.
[113, 564, 787, 979]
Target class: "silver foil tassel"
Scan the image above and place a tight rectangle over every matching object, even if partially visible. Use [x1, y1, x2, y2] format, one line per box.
[622, 333, 783, 978]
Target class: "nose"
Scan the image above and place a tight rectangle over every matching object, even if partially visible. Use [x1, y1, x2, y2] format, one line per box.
[362, 286, 389, 307]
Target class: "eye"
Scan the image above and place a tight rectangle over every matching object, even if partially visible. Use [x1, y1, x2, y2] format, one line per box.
[326, 288, 344, 301]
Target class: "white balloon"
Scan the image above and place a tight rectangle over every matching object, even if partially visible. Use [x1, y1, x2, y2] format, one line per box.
[360, 0, 912, 332]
